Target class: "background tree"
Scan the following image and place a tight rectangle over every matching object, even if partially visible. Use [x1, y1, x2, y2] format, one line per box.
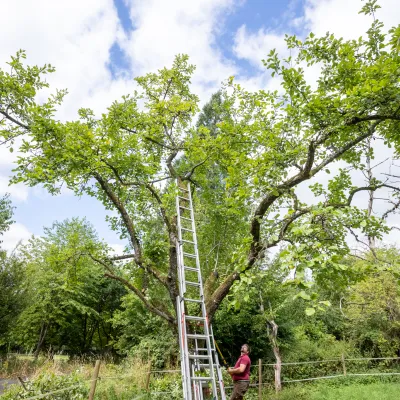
[340, 248, 400, 358]
[0, 195, 24, 353]
[0, 194, 13, 242]
[10, 218, 125, 357]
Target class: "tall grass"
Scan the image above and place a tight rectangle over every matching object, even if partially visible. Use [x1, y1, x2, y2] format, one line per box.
[0, 354, 180, 399]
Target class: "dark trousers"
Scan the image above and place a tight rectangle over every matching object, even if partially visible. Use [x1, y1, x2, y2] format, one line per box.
[229, 380, 249, 400]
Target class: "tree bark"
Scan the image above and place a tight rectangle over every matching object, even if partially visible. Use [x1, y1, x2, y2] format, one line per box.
[34, 321, 48, 360]
[366, 139, 376, 249]
[267, 320, 282, 392]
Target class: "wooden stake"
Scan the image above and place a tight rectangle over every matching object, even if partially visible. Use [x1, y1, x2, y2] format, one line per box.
[88, 360, 101, 400]
[145, 360, 152, 391]
[17, 377, 28, 392]
[258, 359, 262, 400]
[341, 354, 347, 376]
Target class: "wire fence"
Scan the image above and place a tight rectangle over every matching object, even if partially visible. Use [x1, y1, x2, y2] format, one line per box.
[3, 356, 400, 399]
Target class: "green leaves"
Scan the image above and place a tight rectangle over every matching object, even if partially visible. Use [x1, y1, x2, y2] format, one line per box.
[359, 0, 381, 16]
[305, 308, 316, 316]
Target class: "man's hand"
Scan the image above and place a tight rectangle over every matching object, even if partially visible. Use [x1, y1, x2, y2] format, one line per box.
[228, 367, 234, 375]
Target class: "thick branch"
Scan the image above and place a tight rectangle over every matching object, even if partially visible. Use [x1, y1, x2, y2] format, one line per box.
[382, 198, 400, 220]
[109, 254, 135, 261]
[0, 109, 30, 130]
[91, 255, 173, 323]
[122, 126, 179, 151]
[93, 175, 167, 284]
[105, 272, 176, 325]
[312, 121, 381, 175]
[93, 172, 142, 262]
[209, 121, 387, 320]
[183, 159, 208, 180]
[145, 183, 172, 233]
[166, 150, 179, 177]
[348, 114, 400, 124]
[347, 183, 400, 205]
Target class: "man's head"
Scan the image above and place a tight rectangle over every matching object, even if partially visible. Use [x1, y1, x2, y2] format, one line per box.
[241, 344, 250, 355]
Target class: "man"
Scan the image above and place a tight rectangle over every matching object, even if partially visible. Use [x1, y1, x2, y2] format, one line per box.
[228, 344, 251, 400]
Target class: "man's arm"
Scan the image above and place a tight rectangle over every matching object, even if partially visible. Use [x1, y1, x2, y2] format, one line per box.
[228, 363, 247, 375]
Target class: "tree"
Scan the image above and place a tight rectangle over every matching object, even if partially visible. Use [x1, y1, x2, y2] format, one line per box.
[0, 194, 13, 241]
[0, 195, 23, 352]
[11, 218, 124, 357]
[0, 250, 25, 352]
[340, 248, 400, 357]
[1, 2, 400, 329]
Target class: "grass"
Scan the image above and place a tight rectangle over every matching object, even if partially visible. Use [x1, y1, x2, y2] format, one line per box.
[310, 382, 400, 399]
[2, 356, 400, 399]
[258, 381, 400, 400]
[0, 354, 181, 399]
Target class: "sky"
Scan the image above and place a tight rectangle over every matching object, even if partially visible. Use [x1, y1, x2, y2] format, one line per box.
[0, 0, 399, 253]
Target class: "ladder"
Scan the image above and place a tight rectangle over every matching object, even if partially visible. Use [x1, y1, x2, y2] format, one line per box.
[176, 180, 226, 400]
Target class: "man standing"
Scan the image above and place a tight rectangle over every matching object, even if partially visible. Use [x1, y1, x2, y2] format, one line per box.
[228, 344, 251, 400]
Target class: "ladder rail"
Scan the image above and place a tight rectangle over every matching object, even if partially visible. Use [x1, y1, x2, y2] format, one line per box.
[176, 180, 226, 400]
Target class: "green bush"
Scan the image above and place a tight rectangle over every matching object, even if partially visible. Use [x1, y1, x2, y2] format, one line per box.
[0, 372, 88, 399]
[149, 373, 182, 400]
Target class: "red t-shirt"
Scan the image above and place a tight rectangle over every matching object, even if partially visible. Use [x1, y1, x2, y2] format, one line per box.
[233, 354, 251, 381]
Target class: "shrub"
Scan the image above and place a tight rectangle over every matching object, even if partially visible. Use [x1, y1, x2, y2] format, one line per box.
[0, 372, 88, 399]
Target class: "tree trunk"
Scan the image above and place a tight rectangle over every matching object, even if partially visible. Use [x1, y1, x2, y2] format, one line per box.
[366, 139, 376, 249]
[34, 321, 48, 360]
[267, 320, 282, 392]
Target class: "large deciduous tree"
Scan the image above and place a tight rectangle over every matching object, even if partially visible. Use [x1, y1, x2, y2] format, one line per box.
[1, 3, 400, 328]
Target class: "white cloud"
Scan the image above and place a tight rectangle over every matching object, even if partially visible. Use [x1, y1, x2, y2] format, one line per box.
[304, 0, 399, 38]
[233, 25, 289, 70]
[0, 175, 28, 202]
[109, 243, 127, 256]
[119, 0, 238, 103]
[0, 0, 133, 204]
[0, 0, 127, 119]
[1, 222, 32, 252]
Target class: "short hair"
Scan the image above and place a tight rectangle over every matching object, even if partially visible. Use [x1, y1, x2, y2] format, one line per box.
[242, 344, 250, 353]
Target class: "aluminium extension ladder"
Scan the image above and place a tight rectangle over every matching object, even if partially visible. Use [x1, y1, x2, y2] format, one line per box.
[176, 180, 226, 400]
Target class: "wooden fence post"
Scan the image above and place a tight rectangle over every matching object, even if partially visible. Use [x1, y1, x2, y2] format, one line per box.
[145, 359, 152, 391]
[17, 377, 28, 392]
[341, 354, 347, 376]
[258, 359, 262, 400]
[88, 360, 101, 400]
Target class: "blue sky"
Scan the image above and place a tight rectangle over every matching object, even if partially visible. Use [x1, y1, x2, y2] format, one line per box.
[0, 0, 399, 252]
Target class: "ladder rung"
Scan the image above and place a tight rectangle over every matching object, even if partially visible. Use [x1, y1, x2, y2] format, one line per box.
[186, 316, 205, 321]
[196, 364, 213, 369]
[195, 348, 208, 351]
[189, 354, 212, 360]
[179, 187, 189, 193]
[181, 227, 194, 232]
[181, 217, 191, 221]
[178, 196, 190, 201]
[191, 376, 213, 381]
[183, 252, 196, 258]
[187, 334, 208, 340]
[184, 298, 202, 303]
[186, 281, 200, 287]
[182, 239, 195, 244]
[184, 266, 199, 272]
[180, 206, 192, 211]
